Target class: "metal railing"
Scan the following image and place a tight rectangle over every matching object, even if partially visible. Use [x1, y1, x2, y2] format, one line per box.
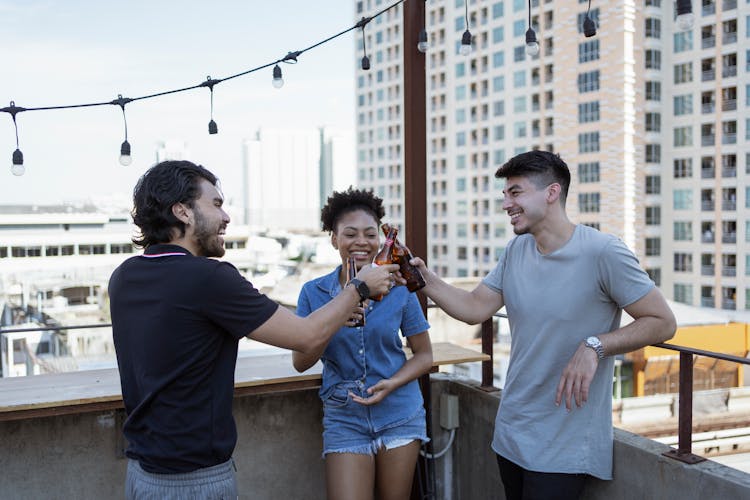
[650, 343, 749, 464]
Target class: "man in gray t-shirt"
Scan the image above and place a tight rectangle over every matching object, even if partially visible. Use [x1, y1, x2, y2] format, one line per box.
[411, 151, 675, 500]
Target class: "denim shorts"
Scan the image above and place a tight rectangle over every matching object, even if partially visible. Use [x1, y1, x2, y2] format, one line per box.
[322, 380, 429, 457]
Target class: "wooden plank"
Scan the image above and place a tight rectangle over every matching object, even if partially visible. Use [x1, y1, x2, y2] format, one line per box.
[0, 342, 488, 420]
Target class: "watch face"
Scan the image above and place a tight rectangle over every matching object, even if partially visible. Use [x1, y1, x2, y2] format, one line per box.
[586, 336, 601, 347]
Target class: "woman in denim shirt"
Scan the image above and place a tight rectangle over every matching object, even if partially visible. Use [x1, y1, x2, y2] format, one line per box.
[294, 187, 433, 500]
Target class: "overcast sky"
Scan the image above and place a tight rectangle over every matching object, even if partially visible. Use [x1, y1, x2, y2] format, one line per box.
[0, 0, 357, 207]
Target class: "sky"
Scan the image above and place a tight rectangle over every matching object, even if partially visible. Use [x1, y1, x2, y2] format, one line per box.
[0, 0, 357, 207]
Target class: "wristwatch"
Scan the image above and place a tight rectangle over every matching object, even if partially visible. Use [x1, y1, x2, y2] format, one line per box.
[348, 278, 370, 301]
[584, 336, 605, 359]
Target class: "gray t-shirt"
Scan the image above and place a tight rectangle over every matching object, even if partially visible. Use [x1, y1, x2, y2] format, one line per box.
[482, 224, 654, 479]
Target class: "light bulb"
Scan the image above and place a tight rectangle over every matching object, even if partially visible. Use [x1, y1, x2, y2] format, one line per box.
[119, 140, 132, 166]
[675, 0, 694, 31]
[525, 28, 539, 56]
[208, 120, 218, 135]
[676, 13, 694, 31]
[583, 16, 596, 38]
[460, 30, 472, 56]
[417, 29, 429, 53]
[272, 64, 284, 89]
[11, 148, 24, 176]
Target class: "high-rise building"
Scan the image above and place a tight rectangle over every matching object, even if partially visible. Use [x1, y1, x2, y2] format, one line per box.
[354, 0, 748, 311]
[242, 127, 355, 231]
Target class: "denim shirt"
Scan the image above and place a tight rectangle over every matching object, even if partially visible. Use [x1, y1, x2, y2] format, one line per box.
[296, 266, 430, 431]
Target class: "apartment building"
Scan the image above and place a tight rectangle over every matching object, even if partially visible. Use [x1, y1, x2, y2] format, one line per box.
[354, 0, 748, 311]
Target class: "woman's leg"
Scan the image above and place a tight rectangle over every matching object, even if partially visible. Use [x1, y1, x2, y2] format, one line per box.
[325, 452, 376, 500]
[373, 440, 421, 500]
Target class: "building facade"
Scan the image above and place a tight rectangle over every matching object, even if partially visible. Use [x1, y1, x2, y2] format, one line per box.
[354, 0, 748, 311]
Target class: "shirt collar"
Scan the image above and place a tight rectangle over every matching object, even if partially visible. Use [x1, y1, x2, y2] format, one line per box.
[143, 244, 192, 257]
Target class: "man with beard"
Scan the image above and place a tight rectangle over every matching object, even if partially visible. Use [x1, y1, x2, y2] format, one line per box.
[410, 150, 675, 499]
[109, 160, 398, 499]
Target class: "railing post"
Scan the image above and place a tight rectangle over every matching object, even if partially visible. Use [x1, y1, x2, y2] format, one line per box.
[480, 318, 497, 391]
[662, 351, 706, 464]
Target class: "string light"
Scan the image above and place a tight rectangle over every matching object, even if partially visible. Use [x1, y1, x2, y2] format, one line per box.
[112, 95, 133, 166]
[459, 0, 472, 56]
[3, 101, 26, 176]
[583, 0, 597, 38]
[418, 29, 429, 53]
[416, 0, 429, 53]
[357, 17, 372, 70]
[201, 76, 220, 135]
[272, 65, 284, 88]
[1, 0, 406, 176]
[675, 0, 694, 31]
[525, 0, 539, 57]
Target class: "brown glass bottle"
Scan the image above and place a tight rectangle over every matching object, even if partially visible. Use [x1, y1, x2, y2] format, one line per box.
[382, 223, 426, 293]
[346, 256, 365, 327]
[370, 226, 397, 301]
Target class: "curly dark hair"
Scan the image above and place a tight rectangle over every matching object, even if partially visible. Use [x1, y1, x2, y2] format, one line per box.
[131, 160, 218, 248]
[320, 186, 385, 233]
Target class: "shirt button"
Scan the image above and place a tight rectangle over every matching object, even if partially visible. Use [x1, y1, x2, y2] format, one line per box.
[358, 349, 363, 355]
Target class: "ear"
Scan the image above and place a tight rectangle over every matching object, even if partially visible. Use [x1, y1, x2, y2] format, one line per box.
[546, 183, 561, 204]
[330, 232, 338, 250]
[172, 202, 192, 225]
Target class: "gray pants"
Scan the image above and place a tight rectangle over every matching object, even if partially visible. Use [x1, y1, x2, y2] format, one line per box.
[126, 458, 238, 500]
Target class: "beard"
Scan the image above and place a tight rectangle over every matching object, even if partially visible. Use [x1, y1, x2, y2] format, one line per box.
[193, 207, 225, 258]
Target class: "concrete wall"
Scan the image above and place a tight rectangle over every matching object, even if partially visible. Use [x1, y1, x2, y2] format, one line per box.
[1, 375, 749, 499]
[0, 389, 325, 500]
[427, 374, 750, 500]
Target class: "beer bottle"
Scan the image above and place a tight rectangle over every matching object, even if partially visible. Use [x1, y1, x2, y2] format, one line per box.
[346, 256, 366, 327]
[382, 223, 426, 293]
[370, 226, 397, 301]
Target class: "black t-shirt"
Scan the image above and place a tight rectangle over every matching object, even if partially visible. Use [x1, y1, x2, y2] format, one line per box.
[109, 244, 278, 473]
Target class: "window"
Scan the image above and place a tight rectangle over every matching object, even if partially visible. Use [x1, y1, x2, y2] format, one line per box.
[513, 19, 526, 37]
[674, 221, 693, 241]
[578, 101, 600, 123]
[492, 2, 504, 19]
[578, 162, 600, 183]
[578, 40, 600, 63]
[493, 125, 505, 141]
[577, 70, 600, 93]
[645, 18, 661, 38]
[646, 206, 661, 225]
[492, 26, 504, 43]
[493, 51, 505, 68]
[645, 49, 661, 70]
[645, 175, 661, 194]
[674, 253, 693, 272]
[578, 132, 600, 153]
[645, 81, 661, 101]
[514, 46, 526, 62]
[645, 238, 661, 256]
[645, 144, 661, 163]
[513, 70, 526, 87]
[645, 112, 661, 132]
[673, 94, 693, 115]
[674, 62, 693, 83]
[647, 268, 661, 287]
[456, 178, 466, 192]
[513, 96, 526, 112]
[674, 31, 693, 52]
[578, 192, 600, 213]
[674, 284, 693, 305]
[673, 189, 693, 209]
[673, 158, 693, 178]
[493, 100, 505, 116]
[674, 126, 693, 147]
[493, 75, 505, 92]
[455, 62, 465, 78]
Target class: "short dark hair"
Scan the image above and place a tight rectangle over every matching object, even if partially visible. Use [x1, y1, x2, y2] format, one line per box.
[494, 150, 571, 203]
[320, 186, 385, 233]
[131, 160, 218, 247]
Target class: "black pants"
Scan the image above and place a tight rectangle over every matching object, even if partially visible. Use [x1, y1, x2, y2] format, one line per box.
[496, 454, 587, 500]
